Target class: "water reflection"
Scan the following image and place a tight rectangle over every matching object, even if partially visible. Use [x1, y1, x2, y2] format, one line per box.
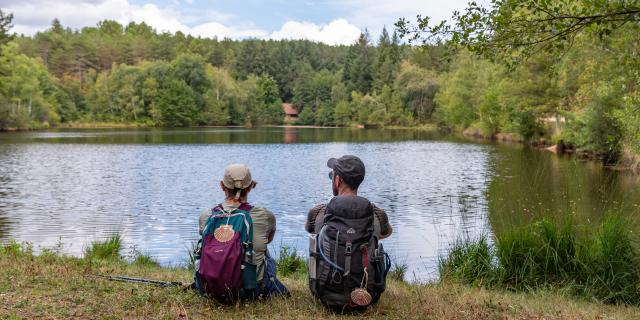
[0, 127, 463, 145]
[0, 127, 637, 281]
[486, 145, 640, 236]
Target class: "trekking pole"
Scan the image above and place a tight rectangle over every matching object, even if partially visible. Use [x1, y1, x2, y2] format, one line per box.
[89, 274, 192, 288]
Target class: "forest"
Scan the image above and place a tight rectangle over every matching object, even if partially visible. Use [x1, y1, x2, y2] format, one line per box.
[0, 2, 638, 163]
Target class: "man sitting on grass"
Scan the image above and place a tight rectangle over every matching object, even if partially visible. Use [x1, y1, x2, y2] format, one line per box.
[306, 155, 392, 312]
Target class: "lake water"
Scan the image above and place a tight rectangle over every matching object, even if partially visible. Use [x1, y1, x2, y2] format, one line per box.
[1, 127, 639, 281]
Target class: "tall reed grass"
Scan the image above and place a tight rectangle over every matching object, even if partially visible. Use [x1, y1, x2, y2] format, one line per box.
[439, 214, 640, 305]
[84, 234, 123, 260]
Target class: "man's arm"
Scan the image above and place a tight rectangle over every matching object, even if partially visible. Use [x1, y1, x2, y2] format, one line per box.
[372, 205, 392, 240]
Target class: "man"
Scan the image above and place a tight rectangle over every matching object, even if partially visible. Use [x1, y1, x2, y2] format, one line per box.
[306, 155, 392, 312]
[305, 155, 392, 239]
[196, 164, 288, 299]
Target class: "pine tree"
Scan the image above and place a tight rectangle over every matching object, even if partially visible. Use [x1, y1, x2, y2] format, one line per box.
[343, 31, 374, 95]
[0, 9, 14, 52]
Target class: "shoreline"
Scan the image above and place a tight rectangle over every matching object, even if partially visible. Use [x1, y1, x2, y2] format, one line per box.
[3, 241, 638, 319]
[2, 122, 637, 172]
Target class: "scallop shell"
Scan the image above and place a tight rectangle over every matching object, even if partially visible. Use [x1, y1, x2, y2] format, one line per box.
[214, 225, 234, 242]
[350, 288, 372, 306]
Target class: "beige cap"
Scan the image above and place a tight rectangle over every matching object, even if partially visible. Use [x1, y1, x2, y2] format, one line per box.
[222, 164, 253, 190]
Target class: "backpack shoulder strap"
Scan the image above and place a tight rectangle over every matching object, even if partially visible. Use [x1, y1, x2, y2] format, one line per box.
[211, 204, 224, 213]
[230, 203, 254, 248]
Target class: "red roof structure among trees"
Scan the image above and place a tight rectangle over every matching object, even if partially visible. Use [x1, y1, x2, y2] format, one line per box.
[282, 103, 298, 116]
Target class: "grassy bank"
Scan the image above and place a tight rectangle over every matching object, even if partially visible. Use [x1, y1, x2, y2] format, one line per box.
[2, 238, 640, 319]
[440, 214, 640, 306]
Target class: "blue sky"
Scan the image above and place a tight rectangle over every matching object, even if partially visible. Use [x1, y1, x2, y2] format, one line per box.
[2, 0, 470, 45]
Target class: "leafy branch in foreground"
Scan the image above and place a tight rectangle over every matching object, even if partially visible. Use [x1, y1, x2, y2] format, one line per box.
[396, 0, 640, 67]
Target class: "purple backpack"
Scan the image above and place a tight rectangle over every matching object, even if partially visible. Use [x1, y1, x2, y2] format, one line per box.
[195, 204, 256, 302]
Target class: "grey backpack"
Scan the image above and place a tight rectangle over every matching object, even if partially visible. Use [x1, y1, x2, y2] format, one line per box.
[308, 196, 390, 312]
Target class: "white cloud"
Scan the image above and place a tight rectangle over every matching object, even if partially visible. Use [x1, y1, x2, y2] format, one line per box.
[191, 22, 267, 39]
[331, 0, 472, 40]
[2, 0, 267, 39]
[267, 19, 361, 45]
[1, 0, 470, 44]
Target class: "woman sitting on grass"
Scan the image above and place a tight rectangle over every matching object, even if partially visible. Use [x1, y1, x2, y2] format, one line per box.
[194, 164, 288, 301]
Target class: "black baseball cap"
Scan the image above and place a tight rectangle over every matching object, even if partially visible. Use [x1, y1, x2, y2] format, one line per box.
[327, 155, 365, 189]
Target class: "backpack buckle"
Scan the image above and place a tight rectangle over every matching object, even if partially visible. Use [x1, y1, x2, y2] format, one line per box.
[345, 242, 352, 255]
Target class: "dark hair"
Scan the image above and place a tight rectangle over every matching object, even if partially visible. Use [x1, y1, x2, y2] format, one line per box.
[337, 172, 363, 190]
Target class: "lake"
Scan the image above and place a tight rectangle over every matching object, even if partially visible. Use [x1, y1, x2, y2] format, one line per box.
[1, 127, 639, 281]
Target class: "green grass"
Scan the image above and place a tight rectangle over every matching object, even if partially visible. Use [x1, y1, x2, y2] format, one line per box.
[388, 262, 408, 282]
[3, 240, 640, 319]
[439, 236, 496, 286]
[439, 214, 640, 305]
[132, 254, 160, 267]
[276, 246, 306, 277]
[84, 234, 123, 261]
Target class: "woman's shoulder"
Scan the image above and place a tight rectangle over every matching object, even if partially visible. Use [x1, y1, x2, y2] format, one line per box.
[249, 206, 275, 220]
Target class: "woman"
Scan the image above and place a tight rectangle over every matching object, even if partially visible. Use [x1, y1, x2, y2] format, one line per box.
[196, 164, 288, 299]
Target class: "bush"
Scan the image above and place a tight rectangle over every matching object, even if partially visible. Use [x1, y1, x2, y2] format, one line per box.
[439, 236, 496, 286]
[439, 214, 640, 305]
[497, 218, 577, 288]
[276, 246, 306, 277]
[579, 215, 640, 304]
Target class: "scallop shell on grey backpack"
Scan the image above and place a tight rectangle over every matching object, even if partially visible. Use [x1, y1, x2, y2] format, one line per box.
[350, 288, 372, 306]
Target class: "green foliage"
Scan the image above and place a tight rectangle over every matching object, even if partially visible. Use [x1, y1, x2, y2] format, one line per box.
[497, 218, 578, 288]
[394, 62, 439, 123]
[373, 27, 402, 91]
[388, 262, 408, 282]
[0, 41, 66, 129]
[1, 16, 638, 161]
[508, 110, 544, 141]
[434, 51, 494, 130]
[2, 240, 33, 257]
[133, 254, 160, 267]
[84, 234, 122, 261]
[439, 237, 496, 286]
[151, 79, 196, 127]
[441, 214, 640, 305]
[572, 83, 625, 155]
[333, 100, 352, 126]
[0, 9, 14, 53]
[296, 106, 316, 125]
[343, 32, 374, 95]
[477, 87, 503, 136]
[276, 246, 306, 277]
[397, 0, 640, 67]
[580, 215, 640, 304]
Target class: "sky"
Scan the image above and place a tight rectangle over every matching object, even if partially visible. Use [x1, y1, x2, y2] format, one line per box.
[1, 0, 470, 45]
